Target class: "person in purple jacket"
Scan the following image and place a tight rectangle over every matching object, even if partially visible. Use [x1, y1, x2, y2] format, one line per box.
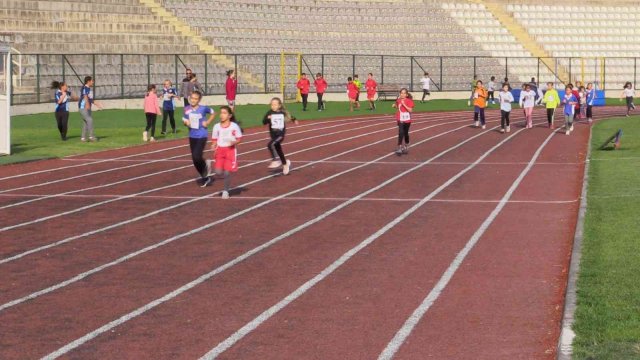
[562, 87, 578, 136]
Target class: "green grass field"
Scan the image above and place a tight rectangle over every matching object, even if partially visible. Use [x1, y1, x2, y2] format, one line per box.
[573, 117, 640, 360]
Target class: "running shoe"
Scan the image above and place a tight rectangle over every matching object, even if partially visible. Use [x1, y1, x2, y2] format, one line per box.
[570, 125, 574, 132]
[395, 148, 403, 156]
[221, 191, 230, 199]
[482, 125, 486, 129]
[89, 137, 98, 142]
[150, 137, 156, 142]
[500, 128, 505, 133]
[474, 121, 479, 127]
[283, 159, 291, 175]
[143, 131, 148, 142]
[268, 160, 282, 169]
[81, 138, 87, 142]
[401, 145, 409, 154]
[506, 125, 511, 133]
[200, 177, 212, 188]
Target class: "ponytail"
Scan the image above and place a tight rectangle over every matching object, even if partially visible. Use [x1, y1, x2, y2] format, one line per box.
[50, 81, 64, 90]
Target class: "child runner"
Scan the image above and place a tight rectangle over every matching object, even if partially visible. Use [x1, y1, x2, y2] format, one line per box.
[567, 84, 580, 119]
[263, 97, 298, 175]
[211, 105, 242, 199]
[225, 70, 237, 111]
[622, 82, 635, 117]
[51, 80, 73, 141]
[541, 82, 560, 129]
[161, 80, 178, 135]
[353, 74, 362, 107]
[585, 82, 596, 123]
[347, 77, 359, 112]
[182, 91, 216, 187]
[392, 88, 414, 155]
[420, 72, 431, 103]
[78, 76, 103, 142]
[502, 77, 512, 91]
[562, 88, 578, 135]
[365, 73, 378, 110]
[296, 73, 311, 111]
[473, 80, 488, 129]
[487, 76, 496, 105]
[314, 73, 327, 111]
[498, 83, 514, 133]
[143, 84, 162, 142]
[519, 84, 536, 129]
[578, 85, 587, 120]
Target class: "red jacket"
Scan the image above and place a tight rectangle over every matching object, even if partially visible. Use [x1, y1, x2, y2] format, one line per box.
[225, 77, 237, 100]
[297, 78, 311, 94]
[314, 78, 328, 94]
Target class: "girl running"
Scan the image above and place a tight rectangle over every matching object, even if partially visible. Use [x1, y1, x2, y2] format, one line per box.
[420, 72, 431, 103]
[585, 83, 597, 123]
[225, 70, 237, 112]
[314, 73, 327, 111]
[78, 76, 103, 142]
[365, 73, 378, 110]
[143, 84, 161, 142]
[473, 80, 488, 129]
[392, 88, 414, 155]
[182, 91, 216, 187]
[498, 84, 514, 133]
[519, 84, 536, 129]
[347, 77, 359, 112]
[622, 82, 635, 117]
[51, 81, 74, 141]
[578, 86, 587, 120]
[161, 80, 178, 135]
[487, 76, 496, 105]
[562, 88, 578, 135]
[263, 97, 298, 175]
[211, 105, 243, 199]
[541, 82, 560, 129]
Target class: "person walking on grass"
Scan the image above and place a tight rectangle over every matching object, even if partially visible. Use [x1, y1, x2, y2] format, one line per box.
[296, 73, 311, 111]
[78, 76, 102, 142]
[365, 73, 378, 110]
[473, 80, 488, 129]
[51, 80, 76, 141]
[519, 84, 537, 129]
[541, 82, 560, 129]
[263, 97, 298, 175]
[621, 82, 635, 117]
[314, 73, 327, 111]
[225, 69, 237, 112]
[498, 83, 514, 133]
[211, 105, 242, 199]
[562, 87, 578, 136]
[161, 80, 178, 135]
[143, 84, 161, 143]
[182, 91, 216, 187]
[392, 88, 414, 156]
[585, 82, 596, 123]
[420, 72, 431, 103]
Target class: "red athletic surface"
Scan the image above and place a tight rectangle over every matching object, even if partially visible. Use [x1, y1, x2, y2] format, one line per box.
[0, 107, 624, 359]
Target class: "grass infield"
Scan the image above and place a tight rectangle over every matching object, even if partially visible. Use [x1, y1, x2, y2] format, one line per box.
[573, 116, 640, 360]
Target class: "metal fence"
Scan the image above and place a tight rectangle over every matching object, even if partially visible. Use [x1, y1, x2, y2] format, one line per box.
[10, 53, 640, 104]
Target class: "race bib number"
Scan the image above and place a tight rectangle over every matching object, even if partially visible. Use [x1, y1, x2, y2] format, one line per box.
[270, 114, 285, 130]
[188, 113, 202, 129]
[163, 93, 171, 101]
[399, 112, 411, 122]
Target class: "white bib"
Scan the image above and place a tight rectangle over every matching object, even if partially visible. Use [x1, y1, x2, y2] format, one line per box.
[188, 112, 202, 129]
[399, 112, 411, 122]
[163, 93, 171, 101]
[270, 114, 285, 130]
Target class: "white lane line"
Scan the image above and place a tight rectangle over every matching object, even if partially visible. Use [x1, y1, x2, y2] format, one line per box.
[0, 193, 581, 204]
[0, 116, 458, 228]
[39, 123, 500, 360]
[377, 129, 560, 360]
[0, 119, 471, 266]
[198, 123, 539, 360]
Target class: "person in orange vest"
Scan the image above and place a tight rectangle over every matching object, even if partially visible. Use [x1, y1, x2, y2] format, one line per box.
[296, 73, 311, 111]
[473, 80, 488, 129]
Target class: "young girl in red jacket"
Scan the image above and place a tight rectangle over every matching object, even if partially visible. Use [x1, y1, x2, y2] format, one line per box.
[296, 73, 311, 111]
[314, 73, 327, 111]
[365, 73, 378, 110]
[347, 77, 359, 112]
[225, 70, 237, 111]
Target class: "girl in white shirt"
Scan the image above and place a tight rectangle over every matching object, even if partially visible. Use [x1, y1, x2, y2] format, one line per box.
[211, 105, 243, 199]
[519, 84, 537, 129]
[498, 84, 514, 133]
[621, 82, 635, 117]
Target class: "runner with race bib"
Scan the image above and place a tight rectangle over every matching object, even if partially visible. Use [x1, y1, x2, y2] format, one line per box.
[262, 97, 299, 175]
[392, 88, 415, 156]
[211, 105, 242, 199]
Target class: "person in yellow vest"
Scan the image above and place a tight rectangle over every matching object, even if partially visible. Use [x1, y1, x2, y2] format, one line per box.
[541, 82, 561, 129]
[353, 74, 362, 109]
[473, 80, 488, 129]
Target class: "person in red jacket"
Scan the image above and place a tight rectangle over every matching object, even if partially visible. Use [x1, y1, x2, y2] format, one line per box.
[296, 73, 311, 111]
[314, 72, 327, 111]
[347, 77, 359, 112]
[225, 70, 237, 111]
[365, 73, 378, 110]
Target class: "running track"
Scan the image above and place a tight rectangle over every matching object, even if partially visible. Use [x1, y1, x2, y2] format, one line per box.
[0, 107, 624, 359]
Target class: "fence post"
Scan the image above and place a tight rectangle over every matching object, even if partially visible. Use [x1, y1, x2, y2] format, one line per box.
[234, 54, 237, 75]
[204, 54, 208, 94]
[61, 55, 65, 83]
[410, 56, 414, 91]
[120, 54, 124, 98]
[505, 57, 508, 80]
[147, 54, 151, 87]
[264, 54, 268, 93]
[381, 55, 385, 84]
[36, 54, 40, 103]
[569, 57, 572, 83]
[603, 58, 606, 90]
[352, 54, 355, 77]
[321, 54, 324, 78]
[92, 55, 96, 99]
[439, 57, 443, 91]
[635, 58, 637, 89]
[174, 55, 178, 86]
[473, 56, 476, 77]
[537, 57, 540, 84]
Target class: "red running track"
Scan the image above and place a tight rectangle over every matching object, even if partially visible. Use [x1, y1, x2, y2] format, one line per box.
[0, 107, 627, 359]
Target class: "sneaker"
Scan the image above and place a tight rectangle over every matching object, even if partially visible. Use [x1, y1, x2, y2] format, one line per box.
[570, 125, 574, 131]
[395, 148, 403, 156]
[221, 190, 230, 199]
[482, 125, 486, 129]
[588, 118, 593, 123]
[200, 177, 212, 188]
[401, 145, 409, 154]
[566, 130, 570, 136]
[150, 137, 156, 142]
[632, 103, 636, 110]
[474, 121, 479, 127]
[81, 138, 87, 142]
[160, 131, 167, 135]
[206, 159, 212, 176]
[143, 131, 148, 142]
[268, 160, 282, 169]
[500, 128, 505, 133]
[506, 125, 511, 133]
[89, 137, 98, 142]
[282, 159, 291, 175]
[372, 103, 376, 110]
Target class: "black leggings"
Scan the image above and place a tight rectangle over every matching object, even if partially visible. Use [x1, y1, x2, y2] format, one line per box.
[488, 91, 495, 102]
[189, 137, 208, 179]
[398, 122, 410, 145]
[546, 108, 555, 125]
[422, 89, 430, 101]
[626, 97, 634, 111]
[268, 130, 287, 163]
[586, 105, 593, 118]
[317, 93, 324, 109]
[145, 113, 157, 137]
[162, 110, 175, 132]
[474, 107, 486, 125]
[301, 94, 308, 110]
[501, 110, 510, 129]
[55, 111, 69, 139]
